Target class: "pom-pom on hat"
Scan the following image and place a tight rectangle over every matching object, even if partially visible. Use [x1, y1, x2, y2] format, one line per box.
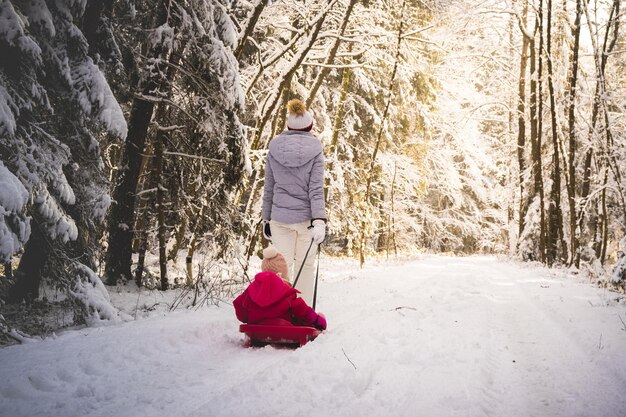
[261, 246, 290, 283]
[286, 99, 313, 131]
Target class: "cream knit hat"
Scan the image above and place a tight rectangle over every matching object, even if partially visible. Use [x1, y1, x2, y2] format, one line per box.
[286, 99, 313, 130]
[261, 246, 290, 283]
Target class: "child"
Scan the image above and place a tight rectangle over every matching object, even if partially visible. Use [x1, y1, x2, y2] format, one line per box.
[233, 246, 326, 330]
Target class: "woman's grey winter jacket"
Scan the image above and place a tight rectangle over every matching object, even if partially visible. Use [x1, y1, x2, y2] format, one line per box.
[262, 130, 326, 224]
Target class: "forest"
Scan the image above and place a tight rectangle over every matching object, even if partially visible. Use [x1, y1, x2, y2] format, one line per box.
[0, 0, 624, 329]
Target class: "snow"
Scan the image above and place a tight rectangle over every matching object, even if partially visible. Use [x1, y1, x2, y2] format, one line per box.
[69, 264, 124, 326]
[149, 23, 174, 53]
[1, 255, 626, 416]
[611, 236, 626, 284]
[23, 0, 55, 37]
[34, 189, 78, 243]
[0, 161, 30, 261]
[0, 1, 41, 58]
[0, 161, 28, 212]
[215, 3, 238, 48]
[70, 58, 128, 139]
[0, 84, 16, 136]
[91, 193, 111, 223]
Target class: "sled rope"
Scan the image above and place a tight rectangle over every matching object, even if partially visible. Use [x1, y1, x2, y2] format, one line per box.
[292, 239, 322, 309]
[312, 244, 321, 310]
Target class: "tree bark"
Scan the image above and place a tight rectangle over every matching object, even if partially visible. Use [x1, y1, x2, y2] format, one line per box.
[81, 0, 115, 59]
[271, 77, 293, 137]
[3, 262, 11, 279]
[529, 8, 545, 262]
[154, 109, 168, 290]
[306, 0, 358, 108]
[565, 0, 582, 266]
[577, 0, 623, 266]
[235, 0, 270, 60]
[545, 0, 565, 264]
[516, 1, 531, 241]
[104, 1, 172, 284]
[359, 0, 406, 267]
[325, 47, 352, 204]
[9, 221, 49, 302]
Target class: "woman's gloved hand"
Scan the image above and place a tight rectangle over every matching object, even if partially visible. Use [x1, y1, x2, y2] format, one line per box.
[262, 220, 272, 241]
[311, 219, 326, 244]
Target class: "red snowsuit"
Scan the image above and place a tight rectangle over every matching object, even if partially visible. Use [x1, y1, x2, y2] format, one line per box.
[233, 271, 326, 330]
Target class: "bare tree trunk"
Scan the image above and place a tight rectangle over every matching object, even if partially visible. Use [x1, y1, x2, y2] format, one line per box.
[306, 0, 358, 107]
[132, 166, 153, 287]
[168, 217, 187, 262]
[135, 245, 147, 287]
[565, 0, 582, 266]
[104, 1, 172, 284]
[3, 262, 12, 280]
[325, 46, 352, 203]
[81, 0, 115, 58]
[529, 7, 545, 262]
[545, 0, 565, 264]
[389, 162, 398, 256]
[271, 79, 293, 137]
[154, 110, 168, 290]
[329, 61, 351, 156]
[359, 0, 406, 267]
[9, 222, 48, 302]
[516, 1, 531, 241]
[153, 38, 188, 290]
[599, 170, 609, 263]
[235, 0, 270, 60]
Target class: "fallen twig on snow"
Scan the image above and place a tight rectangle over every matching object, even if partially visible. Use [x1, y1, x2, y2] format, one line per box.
[394, 306, 417, 311]
[342, 347, 357, 370]
[393, 306, 417, 316]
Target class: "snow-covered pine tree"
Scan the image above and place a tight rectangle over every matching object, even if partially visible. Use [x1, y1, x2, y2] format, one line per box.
[0, 0, 127, 302]
[104, 0, 245, 288]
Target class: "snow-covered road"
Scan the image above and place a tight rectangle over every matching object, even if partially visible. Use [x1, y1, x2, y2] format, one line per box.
[1, 256, 625, 417]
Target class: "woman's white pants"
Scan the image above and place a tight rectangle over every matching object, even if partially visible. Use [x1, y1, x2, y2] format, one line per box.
[269, 220, 317, 306]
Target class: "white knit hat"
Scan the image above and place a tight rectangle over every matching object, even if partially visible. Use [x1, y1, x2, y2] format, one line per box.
[286, 99, 313, 130]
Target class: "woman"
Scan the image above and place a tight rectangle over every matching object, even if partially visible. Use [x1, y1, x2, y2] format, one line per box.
[261, 99, 326, 306]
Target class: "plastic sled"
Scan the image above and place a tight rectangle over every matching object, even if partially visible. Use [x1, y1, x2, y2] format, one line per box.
[240, 324, 321, 347]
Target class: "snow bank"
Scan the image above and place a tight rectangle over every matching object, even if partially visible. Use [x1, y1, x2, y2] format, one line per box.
[69, 264, 121, 326]
[611, 236, 626, 284]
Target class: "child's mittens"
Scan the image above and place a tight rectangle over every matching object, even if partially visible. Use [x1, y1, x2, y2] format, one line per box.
[313, 312, 327, 330]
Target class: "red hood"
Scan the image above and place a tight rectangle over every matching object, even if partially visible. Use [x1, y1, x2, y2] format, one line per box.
[247, 271, 299, 307]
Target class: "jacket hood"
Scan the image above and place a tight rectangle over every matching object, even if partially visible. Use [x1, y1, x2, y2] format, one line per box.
[268, 131, 322, 168]
[247, 271, 298, 307]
